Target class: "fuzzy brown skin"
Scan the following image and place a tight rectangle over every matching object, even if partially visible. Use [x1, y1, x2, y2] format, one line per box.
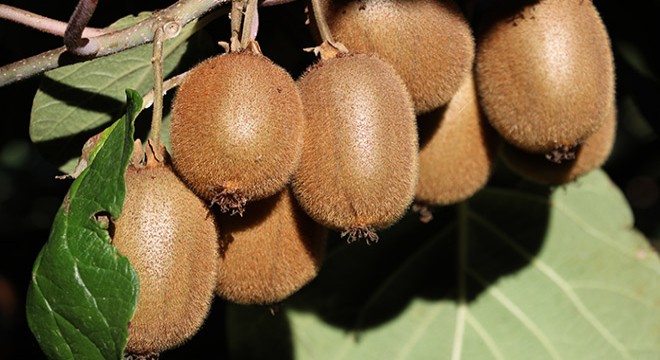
[475, 0, 614, 153]
[170, 52, 304, 207]
[416, 72, 500, 206]
[501, 103, 617, 185]
[320, 0, 474, 114]
[215, 187, 327, 305]
[113, 164, 219, 355]
[293, 53, 418, 236]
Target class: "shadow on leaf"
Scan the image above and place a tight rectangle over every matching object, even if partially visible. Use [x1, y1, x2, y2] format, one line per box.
[226, 172, 552, 359]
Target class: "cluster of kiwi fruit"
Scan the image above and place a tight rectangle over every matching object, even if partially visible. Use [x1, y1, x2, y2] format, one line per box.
[108, 0, 616, 356]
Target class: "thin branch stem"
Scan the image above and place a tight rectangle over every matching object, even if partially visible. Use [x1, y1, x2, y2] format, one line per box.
[150, 25, 165, 149]
[142, 73, 187, 110]
[0, 0, 230, 87]
[0, 4, 105, 38]
[64, 0, 100, 56]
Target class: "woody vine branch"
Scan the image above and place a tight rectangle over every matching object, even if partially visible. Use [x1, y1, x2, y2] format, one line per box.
[0, 0, 230, 87]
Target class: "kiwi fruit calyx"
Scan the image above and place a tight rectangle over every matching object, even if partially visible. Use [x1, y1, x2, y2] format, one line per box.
[545, 144, 578, 164]
[130, 139, 168, 170]
[208, 183, 248, 217]
[341, 225, 379, 245]
[307, 40, 349, 61]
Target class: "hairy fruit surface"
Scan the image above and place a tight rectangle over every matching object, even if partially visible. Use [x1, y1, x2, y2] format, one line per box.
[476, 0, 614, 153]
[112, 154, 219, 355]
[416, 72, 499, 206]
[501, 103, 617, 185]
[171, 52, 304, 214]
[216, 187, 327, 305]
[321, 0, 474, 113]
[293, 53, 418, 242]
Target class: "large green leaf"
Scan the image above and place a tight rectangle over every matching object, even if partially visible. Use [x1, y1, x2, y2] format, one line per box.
[29, 13, 208, 173]
[26, 90, 141, 360]
[228, 170, 660, 359]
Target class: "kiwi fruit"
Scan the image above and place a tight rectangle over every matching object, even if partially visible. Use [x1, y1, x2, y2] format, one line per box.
[501, 103, 617, 185]
[293, 53, 418, 243]
[215, 187, 327, 305]
[416, 72, 499, 206]
[170, 51, 304, 215]
[475, 0, 614, 154]
[112, 145, 218, 355]
[318, 0, 474, 114]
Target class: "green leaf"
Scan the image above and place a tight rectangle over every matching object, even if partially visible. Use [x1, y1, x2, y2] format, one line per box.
[26, 89, 142, 360]
[29, 13, 208, 173]
[228, 170, 660, 360]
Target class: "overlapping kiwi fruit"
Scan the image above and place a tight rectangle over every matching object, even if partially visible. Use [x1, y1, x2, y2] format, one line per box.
[216, 187, 327, 305]
[475, 0, 614, 155]
[318, 0, 474, 114]
[170, 51, 304, 215]
[292, 52, 418, 243]
[416, 71, 500, 206]
[501, 103, 617, 185]
[104, 0, 618, 355]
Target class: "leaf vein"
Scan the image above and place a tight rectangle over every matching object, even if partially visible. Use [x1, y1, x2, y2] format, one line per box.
[469, 212, 632, 359]
[467, 268, 562, 360]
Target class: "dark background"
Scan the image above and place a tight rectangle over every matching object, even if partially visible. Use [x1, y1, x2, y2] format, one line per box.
[1, 0, 658, 358]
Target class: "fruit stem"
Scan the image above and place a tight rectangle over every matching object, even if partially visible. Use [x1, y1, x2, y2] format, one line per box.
[308, 0, 348, 58]
[309, 0, 333, 44]
[230, 0, 244, 52]
[240, 0, 259, 49]
[149, 24, 165, 154]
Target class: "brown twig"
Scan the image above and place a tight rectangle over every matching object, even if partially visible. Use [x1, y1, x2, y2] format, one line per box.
[0, 0, 230, 87]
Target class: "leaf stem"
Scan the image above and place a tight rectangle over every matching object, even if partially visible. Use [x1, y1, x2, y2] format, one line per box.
[0, 0, 231, 87]
[0, 4, 105, 38]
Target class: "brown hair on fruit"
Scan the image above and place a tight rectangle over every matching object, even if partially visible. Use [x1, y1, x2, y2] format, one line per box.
[293, 53, 418, 243]
[319, 0, 474, 114]
[215, 187, 327, 305]
[170, 51, 304, 215]
[475, 0, 614, 154]
[112, 144, 218, 356]
[501, 103, 617, 185]
[416, 72, 499, 206]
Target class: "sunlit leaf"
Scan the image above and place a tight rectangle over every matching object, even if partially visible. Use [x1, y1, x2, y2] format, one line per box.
[26, 90, 142, 360]
[229, 170, 660, 360]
